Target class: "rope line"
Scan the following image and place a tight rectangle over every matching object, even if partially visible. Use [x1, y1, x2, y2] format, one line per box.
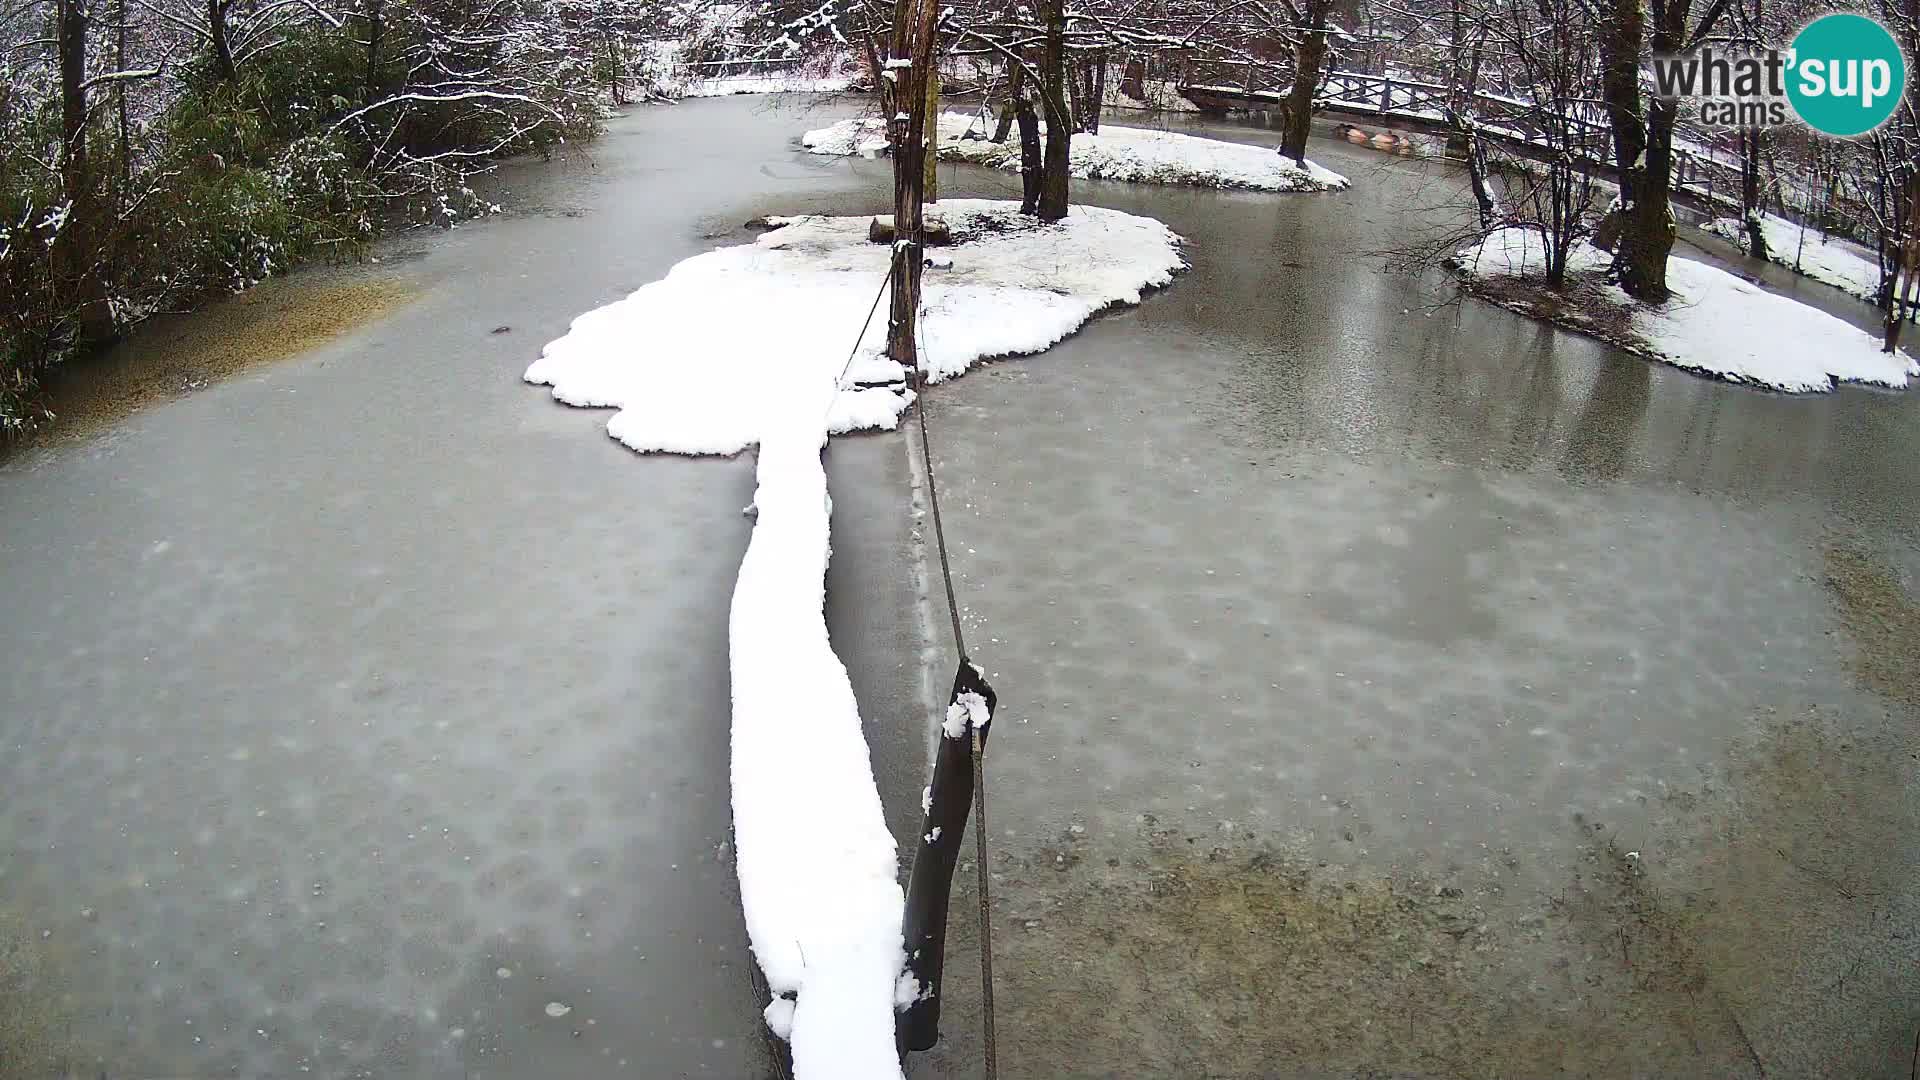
[912, 273, 996, 1079]
[912, 362, 969, 661]
[820, 264, 899, 433]
[970, 722, 997, 1079]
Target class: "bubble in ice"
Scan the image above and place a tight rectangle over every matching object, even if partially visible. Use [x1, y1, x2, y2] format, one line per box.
[545, 1002, 572, 1018]
[495, 967, 512, 979]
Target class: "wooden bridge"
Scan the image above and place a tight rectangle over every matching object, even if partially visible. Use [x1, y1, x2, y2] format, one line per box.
[1180, 70, 1744, 217]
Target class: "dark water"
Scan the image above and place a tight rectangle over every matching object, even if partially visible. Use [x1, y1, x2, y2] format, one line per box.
[0, 95, 913, 1080]
[867, 110, 1920, 1078]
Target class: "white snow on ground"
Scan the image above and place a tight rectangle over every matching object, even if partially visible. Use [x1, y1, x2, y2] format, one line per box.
[681, 72, 855, 96]
[802, 111, 1351, 192]
[525, 200, 1183, 1079]
[527, 199, 1186, 454]
[1453, 227, 1919, 393]
[728, 413, 905, 1080]
[1704, 212, 1884, 304]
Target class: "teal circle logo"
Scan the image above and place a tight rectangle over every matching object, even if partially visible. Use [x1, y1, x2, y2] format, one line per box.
[1787, 14, 1906, 136]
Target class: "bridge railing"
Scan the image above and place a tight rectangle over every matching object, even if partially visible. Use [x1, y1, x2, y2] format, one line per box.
[1177, 68, 1748, 213]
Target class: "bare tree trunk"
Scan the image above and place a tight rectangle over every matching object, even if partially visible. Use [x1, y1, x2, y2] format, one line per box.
[607, 36, 626, 105]
[1085, 50, 1105, 134]
[924, 60, 939, 203]
[1885, 179, 1920, 352]
[1036, 0, 1071, 221]
[1464, 134, 1497, 228]
[364, 0, 386, 93]
[1593, 0, 1645, 255]
[56, 0, 115, 345]
[887, 0, 936, 370]
[1065, 48, 1086, 132]
[1602, 0, 1722, 301]
[208, 0, 237, 80]
[1445, 1, 1494, 229]
[1616, 95, 1678, 301]
[1280, 0, 1331, 165]
[114, 0, 129, 188]
[864, 33, 889, 117]
[992, 56, 1020, 143]
[1741, 126, 1768, 260]
[1016, 84, 1041, 214]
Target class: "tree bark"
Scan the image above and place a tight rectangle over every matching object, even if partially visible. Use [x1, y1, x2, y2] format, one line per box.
[1884, 178, 1920, 352]
[1593, 0, 1645, 256]
[1602, 0, 1728, 302]
[208, 0, 237, 80]
[924, 61, 939, 203]
[1016, 86, 1042, 214]
[364, 0, 385, 93]
[992, 57, 1020, 143]
[1741, 126, 1768, 261]
[1615, 95, 1678, 301]
[1280, 0, 1331, 165]
[1087, 51, 1105, 134]
[1036, 0, 1071, 221]
[1064, 48, 1086, 132]
[114, 0, 129, 188]
[56, 0, 115, 345]
[886, 0, 936, 371]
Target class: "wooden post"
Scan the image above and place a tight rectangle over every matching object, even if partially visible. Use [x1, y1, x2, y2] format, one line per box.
[897, 661, 997, 1053]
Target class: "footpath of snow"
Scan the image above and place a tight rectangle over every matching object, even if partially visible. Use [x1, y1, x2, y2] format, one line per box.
[1453, 227, 1918, 393]
[801, 111, 1350, 192]
[1704, 212, 1884, 304]
[524, 200, 1183, 1079]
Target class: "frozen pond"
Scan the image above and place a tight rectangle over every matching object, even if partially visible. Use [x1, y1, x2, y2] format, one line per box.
[891, 114, 1920, 1078]
[0, 96, 926, 1079]
[2, 96, 1917, 1078]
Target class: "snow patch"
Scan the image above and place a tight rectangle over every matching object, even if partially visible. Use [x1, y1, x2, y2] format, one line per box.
[1452, 227, 1919, 393]
[524, 199, 1184, 1080]
[526, 200, 1185, 454]
[802, 112, 1350, 192]
[894, 970, 928, 1008]
[1704, 212, 1883, 305]
[681, 73, 854, 97]
[942, 690, 990, 740]
[763, 996, 797, 1040]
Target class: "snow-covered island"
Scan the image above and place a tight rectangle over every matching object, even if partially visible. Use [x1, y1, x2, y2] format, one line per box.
[525, 199, 1184, 1079]
[802, 112, 1351, 193]
[1449, 228, 1918, 393]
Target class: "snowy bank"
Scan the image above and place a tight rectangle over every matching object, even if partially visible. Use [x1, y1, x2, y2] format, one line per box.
[802, 111, 1351, 192]
[1451, 227, 1918, 393]
[680, 72, 855, 97]
[1703, 212, 1884, 305]
[525, 200, 1184, 1078]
